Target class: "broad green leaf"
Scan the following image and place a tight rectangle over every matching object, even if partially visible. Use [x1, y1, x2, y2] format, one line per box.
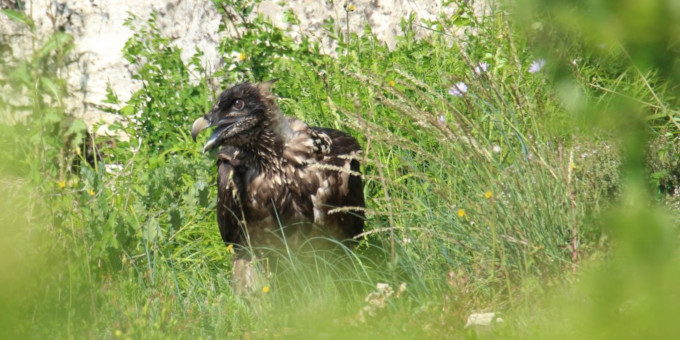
[120, 105, 135, 116]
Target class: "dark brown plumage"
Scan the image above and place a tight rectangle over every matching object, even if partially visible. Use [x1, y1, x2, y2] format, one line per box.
[191, 80, 365, 292]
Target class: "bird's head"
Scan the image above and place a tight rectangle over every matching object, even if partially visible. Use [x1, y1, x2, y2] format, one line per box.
[192, 80, 279, 153]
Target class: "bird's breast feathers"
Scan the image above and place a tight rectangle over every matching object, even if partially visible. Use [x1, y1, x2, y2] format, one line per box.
[217, 117, 359, 227]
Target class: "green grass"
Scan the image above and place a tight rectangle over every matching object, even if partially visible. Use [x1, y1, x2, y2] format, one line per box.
[2, 0, 680, 338]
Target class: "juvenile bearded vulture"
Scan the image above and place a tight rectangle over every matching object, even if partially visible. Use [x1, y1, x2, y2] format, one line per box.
[191, 80, 365, 292]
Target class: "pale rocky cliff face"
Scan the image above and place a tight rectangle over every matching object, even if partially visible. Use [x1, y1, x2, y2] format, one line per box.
[1, 0, 488, 133]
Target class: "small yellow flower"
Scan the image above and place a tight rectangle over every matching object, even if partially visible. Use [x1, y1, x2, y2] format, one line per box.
[262, 285, 270, 294]
[388, 80, 396, 87]
[87, 189, 95, 196]
[457, 209, 466, 218]
[58, 180, 66, 189]
[226, 244, 234, 254]
[569, 162, 575, 170]
[114, 329, 123, 337]
[238, 52, 245, 61]
[484, 191, 493, 199]
[348, 4, 356, 11]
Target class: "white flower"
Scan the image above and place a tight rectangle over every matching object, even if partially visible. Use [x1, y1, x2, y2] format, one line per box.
[438, 115, 445, 124]
[474, 62, 489, 74]
[376, 282, 390, 293]
[448, 82, 468, 96]
[492, 145, 501, 153]
[528, 59, 546, 73]
[104, 164, 123, 174]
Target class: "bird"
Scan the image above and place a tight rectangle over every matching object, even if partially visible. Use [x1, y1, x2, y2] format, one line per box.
[191, 80, 365, 293]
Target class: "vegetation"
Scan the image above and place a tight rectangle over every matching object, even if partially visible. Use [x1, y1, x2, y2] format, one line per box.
[2, 0, 680, 338]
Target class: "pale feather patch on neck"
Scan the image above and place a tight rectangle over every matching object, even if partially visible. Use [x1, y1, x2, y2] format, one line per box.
[271, 109, 293, 141]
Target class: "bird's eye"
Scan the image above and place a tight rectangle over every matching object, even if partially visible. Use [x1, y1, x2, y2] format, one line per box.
[233, 99, 245, 111]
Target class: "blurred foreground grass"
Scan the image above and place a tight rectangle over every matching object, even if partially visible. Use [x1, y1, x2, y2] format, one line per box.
[2, 0, 680, 338]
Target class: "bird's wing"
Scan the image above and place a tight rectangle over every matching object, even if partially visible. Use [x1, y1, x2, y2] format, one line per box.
[216, 147, 245, 245]
[308, 127, 366, 239]
[282, 118, 331, 165]
[279, 119, 365, 240]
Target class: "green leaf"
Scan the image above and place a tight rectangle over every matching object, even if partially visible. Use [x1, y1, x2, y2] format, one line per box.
[37, 32, 73, 60]
[29, 131, 41, 146]
[40, 77, 62, 105]
[1, 9, 35, 31]
[143, 217, 162, 242]
[9, 61, 31, 87]
[65, 119, 87, 136]
[43, 112, 62, 123]
[120, 105, 135, 116]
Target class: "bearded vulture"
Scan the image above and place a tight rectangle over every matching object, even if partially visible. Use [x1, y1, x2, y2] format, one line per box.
[191, 80, 365, 293]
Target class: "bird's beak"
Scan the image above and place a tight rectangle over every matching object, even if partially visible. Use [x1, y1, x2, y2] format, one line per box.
[192, 114, 244, 153]
[191, 116, 211, 141]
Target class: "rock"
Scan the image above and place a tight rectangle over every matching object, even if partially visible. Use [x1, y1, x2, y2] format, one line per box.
[464, 312, 503, 328]
[1, 0, 489, 134]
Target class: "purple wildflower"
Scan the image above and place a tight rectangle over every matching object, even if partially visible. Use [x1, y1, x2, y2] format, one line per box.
[448, 82, 468, 97]
[474, 62, 489, 74]
[528, 59, 546, 73]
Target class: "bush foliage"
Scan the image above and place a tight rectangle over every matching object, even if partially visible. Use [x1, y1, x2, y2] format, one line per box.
[2, 0, 680, 338]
